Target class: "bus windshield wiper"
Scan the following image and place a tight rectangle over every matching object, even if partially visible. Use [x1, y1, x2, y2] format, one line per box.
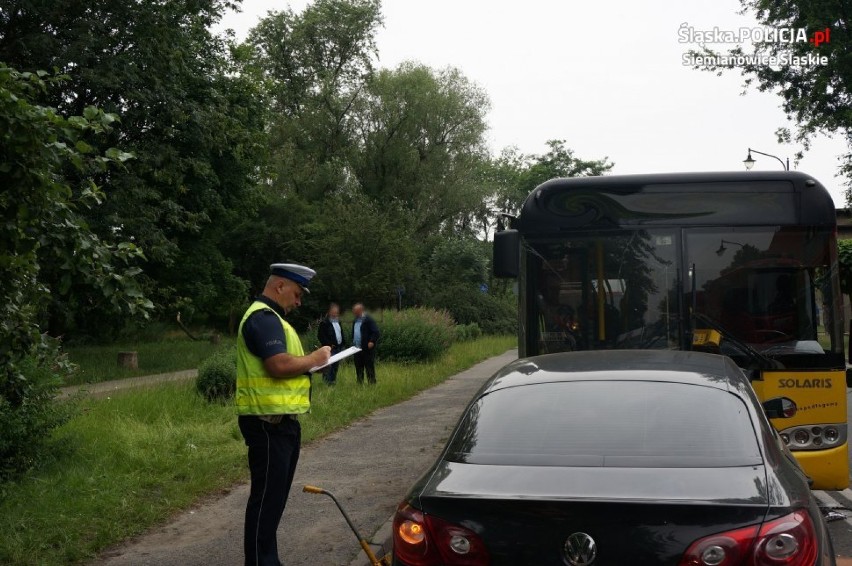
[692, 312, 783, 370]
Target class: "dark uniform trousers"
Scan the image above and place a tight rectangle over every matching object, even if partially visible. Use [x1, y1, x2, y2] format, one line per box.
[239, 415, 301, 566]
[354, 348, 376, 384]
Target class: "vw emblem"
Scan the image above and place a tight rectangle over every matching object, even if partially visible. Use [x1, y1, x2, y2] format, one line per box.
[563, 532, 597, 566]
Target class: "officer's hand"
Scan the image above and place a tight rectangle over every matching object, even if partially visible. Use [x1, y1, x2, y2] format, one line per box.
[313, 346, 332, 365]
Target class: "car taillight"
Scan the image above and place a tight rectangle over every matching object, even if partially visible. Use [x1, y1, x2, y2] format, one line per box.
[394, 504, 432, 566]
[678, 523, 759, 566]
[425, 512, 490, 565]
[679, 510, 818, 566]
[393, 503, 489, 566]
[753, 510, 817, 565]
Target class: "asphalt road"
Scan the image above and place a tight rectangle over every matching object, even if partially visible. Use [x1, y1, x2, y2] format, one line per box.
[92, 350, 518, 566]
[819, 386, 852, 557]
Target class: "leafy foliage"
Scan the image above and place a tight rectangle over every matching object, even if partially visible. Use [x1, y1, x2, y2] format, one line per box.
[245, 0, 382, 200]
[454, 322, 482, 342]
[196, 347, 236, 403]
[423, 236, 517, 334]
[427, 238, 489, 288]
[377, 308, 457, 362]
[0, 337, 76, 483]
[430, 285, 518, 335]
[353, 63, 492, 234]
[0, 65, 152, 480]
[226, 192, 421, 328]
[838, 239, 852, 296]
[690, 2, 852, 194]
[0, 0, 268, 329]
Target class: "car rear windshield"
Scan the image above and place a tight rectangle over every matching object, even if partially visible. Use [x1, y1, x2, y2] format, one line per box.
[446, 381, 763, 467]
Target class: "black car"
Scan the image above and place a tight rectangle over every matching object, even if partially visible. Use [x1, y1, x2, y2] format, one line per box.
[392, 350, 834, 566]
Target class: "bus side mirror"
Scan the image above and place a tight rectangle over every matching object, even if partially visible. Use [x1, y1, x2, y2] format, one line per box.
[762, 396, 797, 419]
[493, 229, 520, 278]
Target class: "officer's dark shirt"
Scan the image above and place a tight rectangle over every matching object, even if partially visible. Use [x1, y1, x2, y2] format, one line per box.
[242, 296, 288, 360]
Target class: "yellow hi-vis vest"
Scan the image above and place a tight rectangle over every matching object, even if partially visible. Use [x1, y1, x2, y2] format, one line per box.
[235, 301, 311, 415]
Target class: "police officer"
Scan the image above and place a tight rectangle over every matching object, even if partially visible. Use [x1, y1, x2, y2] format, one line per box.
[236, 263, 331, 566]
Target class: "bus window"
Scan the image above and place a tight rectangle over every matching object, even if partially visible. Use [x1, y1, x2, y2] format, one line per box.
[529, 230, 679, 353]
[685, 227, 843, 358]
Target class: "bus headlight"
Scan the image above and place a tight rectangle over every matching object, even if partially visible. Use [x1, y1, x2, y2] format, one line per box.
[793, 430, 810, 446]
[823, 427, 840, 444]
[780, 423, 846, 450]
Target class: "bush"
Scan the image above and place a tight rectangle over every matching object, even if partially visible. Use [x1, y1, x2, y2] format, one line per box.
[196, 347, 236, 402]
[455, 322, 482, 342]
[430, 285, 517, 335]
[479, 298, 517, 335]
[0, 337, 75, 483]
[377, 308, 456, 362]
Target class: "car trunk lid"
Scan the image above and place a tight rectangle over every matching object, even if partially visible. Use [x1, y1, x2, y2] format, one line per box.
[417, 463, 773, 565]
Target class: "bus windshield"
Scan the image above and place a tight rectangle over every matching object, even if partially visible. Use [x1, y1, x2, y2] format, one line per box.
[527, 230, 680, 354]
[526, 227, 843, 358]
[686, 227, 841, 357]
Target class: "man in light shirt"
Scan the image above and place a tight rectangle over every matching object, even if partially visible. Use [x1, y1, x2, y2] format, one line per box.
[351, 302, 380, 384]
[317, 303, 345, 385]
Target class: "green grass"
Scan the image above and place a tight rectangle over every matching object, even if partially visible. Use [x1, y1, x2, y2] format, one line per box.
[0, 336, 515, 565]
[65, 336, 223, 385]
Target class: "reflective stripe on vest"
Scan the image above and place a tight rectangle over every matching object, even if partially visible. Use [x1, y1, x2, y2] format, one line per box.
[235, 301, 310, 415]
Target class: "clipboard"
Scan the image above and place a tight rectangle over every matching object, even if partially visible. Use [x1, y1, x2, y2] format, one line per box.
[310, 346, 362, 372]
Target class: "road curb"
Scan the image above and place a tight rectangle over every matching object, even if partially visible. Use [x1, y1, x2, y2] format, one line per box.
[348, 513, 394, 566]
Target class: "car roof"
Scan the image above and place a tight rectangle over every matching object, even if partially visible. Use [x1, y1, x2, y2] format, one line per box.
[483, 350, 749, 397]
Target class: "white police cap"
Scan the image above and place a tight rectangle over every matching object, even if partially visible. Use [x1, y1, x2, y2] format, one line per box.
[270, 263, 316, 293]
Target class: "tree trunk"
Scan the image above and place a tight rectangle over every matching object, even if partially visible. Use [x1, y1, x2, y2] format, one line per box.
[117, 351, 138, 369]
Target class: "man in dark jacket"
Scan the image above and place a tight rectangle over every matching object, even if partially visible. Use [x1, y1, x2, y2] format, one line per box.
[316, 303, 345, 385]
[351, 302, 380, 384]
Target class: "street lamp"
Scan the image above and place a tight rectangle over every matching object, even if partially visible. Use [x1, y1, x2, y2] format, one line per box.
[743, 148, 789, 171]
[716, 239, 745, 256]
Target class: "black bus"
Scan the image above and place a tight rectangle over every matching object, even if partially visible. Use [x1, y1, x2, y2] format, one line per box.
[493, 171, 849, 489]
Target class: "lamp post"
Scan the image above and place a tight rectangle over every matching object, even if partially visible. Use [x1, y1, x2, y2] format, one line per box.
[716, 239, 745, 256]
[743, 148, 789, 171]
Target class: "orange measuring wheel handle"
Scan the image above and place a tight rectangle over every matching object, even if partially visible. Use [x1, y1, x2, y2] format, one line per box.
[302, 484, 390, 566]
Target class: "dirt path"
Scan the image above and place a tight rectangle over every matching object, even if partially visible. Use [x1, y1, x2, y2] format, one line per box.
[93, 350, 518, 566]
[58, 369, 198, 400]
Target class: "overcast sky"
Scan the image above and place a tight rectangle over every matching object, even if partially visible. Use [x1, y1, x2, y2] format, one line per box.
[217, 0, 849, 206]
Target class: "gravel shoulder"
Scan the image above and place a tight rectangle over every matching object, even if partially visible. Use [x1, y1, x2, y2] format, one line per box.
[93, 350, 517, 566]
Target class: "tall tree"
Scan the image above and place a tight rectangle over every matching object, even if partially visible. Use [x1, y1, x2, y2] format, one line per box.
[353, 62, 492, 234]
[690, 2, 851, 195]
[245, 0, 382, 200]
[0, 0, 267, 329]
